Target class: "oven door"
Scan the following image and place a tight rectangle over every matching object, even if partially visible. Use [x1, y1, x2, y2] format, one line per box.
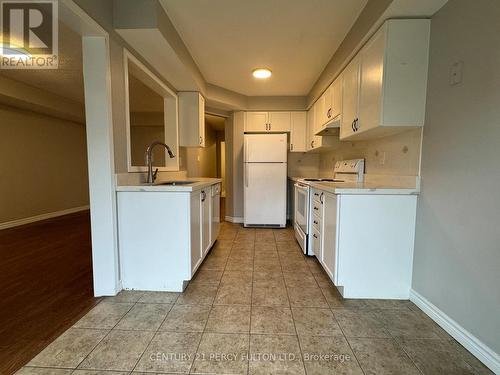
[294, 183, 309, 253]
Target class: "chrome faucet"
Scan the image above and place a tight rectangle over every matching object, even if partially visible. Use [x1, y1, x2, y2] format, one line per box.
[145, 141, 175, 184]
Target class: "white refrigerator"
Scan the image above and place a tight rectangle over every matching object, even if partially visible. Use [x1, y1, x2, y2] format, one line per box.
[244, 133, 287, 227]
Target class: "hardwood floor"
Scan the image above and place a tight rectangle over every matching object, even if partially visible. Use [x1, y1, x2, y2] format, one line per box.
[0, 211, 100, 374]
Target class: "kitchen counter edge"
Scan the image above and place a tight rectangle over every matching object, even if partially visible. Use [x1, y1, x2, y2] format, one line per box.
[116, 178, 222, 192]
[288, 176, 419, 195]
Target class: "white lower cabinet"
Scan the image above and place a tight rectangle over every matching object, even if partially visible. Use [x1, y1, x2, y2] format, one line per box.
[311, 187, 416, 299]
[117, 183, 220, 292]
[190, 190, 202, 274]
[321, 192, 338, 283]
[201, 188, 211, 256]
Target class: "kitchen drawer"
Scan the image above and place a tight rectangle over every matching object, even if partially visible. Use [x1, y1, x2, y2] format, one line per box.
[312, 214, 322, 233]
[312, 190, 322, 204]
[312, 228, 321, 256]
[212, 183, 221, 196]
[312, 200, 322, 216]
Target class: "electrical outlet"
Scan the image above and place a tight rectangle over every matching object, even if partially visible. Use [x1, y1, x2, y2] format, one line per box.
[450, 61, 463, 85]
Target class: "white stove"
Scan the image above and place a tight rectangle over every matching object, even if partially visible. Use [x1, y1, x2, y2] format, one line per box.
[293, 159, 365, 255]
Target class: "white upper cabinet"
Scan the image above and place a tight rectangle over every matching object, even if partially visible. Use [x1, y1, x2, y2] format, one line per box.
[315, 75, 343, 136]
[307, 103, 338, 152]
[290, 112, 307, 152]
[245, 112, 268, 132]
[331, 76, 342, 121]
[341, 56, 361, 139]
[245, 111, 291, 132]
[179, 92, 206, 147]
[340, 19, 430, 140]
[268, 112, 291, 132]
[316, 85, 332, 130]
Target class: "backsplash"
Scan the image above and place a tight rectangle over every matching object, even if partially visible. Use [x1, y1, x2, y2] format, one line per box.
[288, 152, 321, 178]
[318, 128, 423, 178]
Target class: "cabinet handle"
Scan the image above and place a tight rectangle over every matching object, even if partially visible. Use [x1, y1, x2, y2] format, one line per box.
[311, 140, 314, 148]
[351, 119, 355, 132]
[313, 234, 318, 239]
[199, 136, 203, 144]
[320, 193, 324, 204]
[290, 143, 293, 151]
[314, 220, 318, 225]
[355, 118, 359, 131]
[327, 108, 332, 118]
[201, 190, 206, 202]
[314, 207, 319, 211]
[269, 123, 272, 131]
[314, 193, 319, 197]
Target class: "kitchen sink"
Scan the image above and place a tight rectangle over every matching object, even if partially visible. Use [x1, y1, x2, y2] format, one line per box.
[156, 180, 198, 186]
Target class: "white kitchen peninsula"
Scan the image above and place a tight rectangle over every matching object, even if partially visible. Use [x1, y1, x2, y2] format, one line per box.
[116, 178, 221, 292]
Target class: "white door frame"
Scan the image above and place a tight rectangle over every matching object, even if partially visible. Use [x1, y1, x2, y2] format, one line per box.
[60, 0, 120, 296]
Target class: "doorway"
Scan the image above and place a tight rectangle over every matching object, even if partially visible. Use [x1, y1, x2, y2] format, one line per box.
[206, 114, 226, 221]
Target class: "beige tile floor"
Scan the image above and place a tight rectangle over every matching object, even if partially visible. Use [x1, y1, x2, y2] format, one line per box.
[18, 223, 492, 375]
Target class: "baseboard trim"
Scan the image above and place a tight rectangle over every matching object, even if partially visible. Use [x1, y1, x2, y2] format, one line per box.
[410, 289, 500, 374]
[0, 205, 90, 230]
[225, 216, 243, 224]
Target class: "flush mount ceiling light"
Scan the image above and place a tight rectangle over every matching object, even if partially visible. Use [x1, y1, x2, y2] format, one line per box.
[252, 68, 272, 79]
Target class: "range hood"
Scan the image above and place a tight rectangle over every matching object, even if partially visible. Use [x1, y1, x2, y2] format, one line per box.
[315, 115, 341, 136]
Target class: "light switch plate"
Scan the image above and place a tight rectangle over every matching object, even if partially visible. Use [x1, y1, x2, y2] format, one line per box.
[450, 61, 463, 85]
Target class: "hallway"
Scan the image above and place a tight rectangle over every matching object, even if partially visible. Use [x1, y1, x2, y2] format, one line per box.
[16, 222, 490, 374]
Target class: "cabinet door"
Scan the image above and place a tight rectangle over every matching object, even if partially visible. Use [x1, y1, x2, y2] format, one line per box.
[179, 92, 205, 147]
[198, 94, 206, 146]
[290, 112, 307, 152]
[340, 58, 360, 139]
[201, 189, 211, 256]
[268, 112, 291, 132]
[211, 185, 220, 244]
[245, 112, 268, 132]
[358, 29, 385, 135]
[331, 76, 342, 120]
[318, 85, 332, 130]
[190, 191, 202, 274]
[321, 192, 338, 283]
[306, 106, 314, 151]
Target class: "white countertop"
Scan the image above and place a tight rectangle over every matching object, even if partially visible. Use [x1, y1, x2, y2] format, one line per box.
[116, 177, 222, 192]
[289, 176, 419, 195]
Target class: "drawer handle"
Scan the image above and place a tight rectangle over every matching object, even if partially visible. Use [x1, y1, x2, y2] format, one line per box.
[314, 207, 319, 211]
[314, 193, 319, 196]
[313, 234, 318, 239]
[314, 220, 318, 225]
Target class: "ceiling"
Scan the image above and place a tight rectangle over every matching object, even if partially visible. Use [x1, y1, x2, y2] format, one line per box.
[0, 22, 84, 104]
[160, 0, 368, 96]
[205, 114, 226, 131]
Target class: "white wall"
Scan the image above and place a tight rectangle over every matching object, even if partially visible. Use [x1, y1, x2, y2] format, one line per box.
[0, 104, 89, 224]
[183, 125, 217, 178]
[413, 0, 500, 359]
